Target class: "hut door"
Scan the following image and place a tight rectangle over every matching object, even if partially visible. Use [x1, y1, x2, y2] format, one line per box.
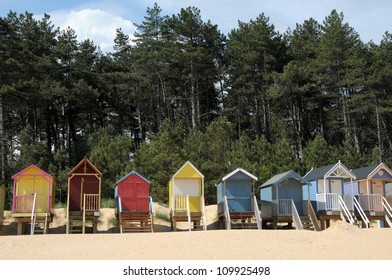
[330, 180, 341, 195]
[34, 177, 46, 212]
[135, 183, 149, 211]
[122, 184, 135, 211]
[372, 181, 383, 195]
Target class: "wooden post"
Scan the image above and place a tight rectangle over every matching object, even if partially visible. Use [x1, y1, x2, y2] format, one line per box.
[82, 193, 86, 234]
[17, 221, 23, 235]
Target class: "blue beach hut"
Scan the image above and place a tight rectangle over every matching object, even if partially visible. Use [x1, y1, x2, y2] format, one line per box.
[217, 168, 261, 229]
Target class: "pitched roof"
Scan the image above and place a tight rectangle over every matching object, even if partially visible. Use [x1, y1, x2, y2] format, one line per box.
[67, 157, 102, 177]
[352, 163, 392, 180]
[116, 170, 151, 185]
[260, 170, 309, 189]
[172, 160, 204, 179]
[222, 168, 258, 182]
[304, 161, 355, 181]
[303, 164, 336, 181]
[351, 164, 379, 180]
[11, 164, 53, 179]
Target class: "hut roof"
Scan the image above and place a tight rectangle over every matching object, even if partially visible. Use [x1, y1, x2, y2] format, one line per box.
[222, 168, 258, 182]
[304, 161, 355, 181]
[259, 170, 308, 189]
[116, 170, 151, 185]
[67, 157, 102, 177]
[352, 163, 392, 180]
[11, 164, 53, 179]
[172, 161, 204, 179]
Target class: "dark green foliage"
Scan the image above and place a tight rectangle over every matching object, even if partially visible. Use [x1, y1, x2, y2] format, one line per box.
[1, 6, 391, 208]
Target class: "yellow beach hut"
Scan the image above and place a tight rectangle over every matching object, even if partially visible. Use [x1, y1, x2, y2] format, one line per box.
[11, 165, 56, 235]
[0, 185, 5, 225]
[169, 161, 207, 231]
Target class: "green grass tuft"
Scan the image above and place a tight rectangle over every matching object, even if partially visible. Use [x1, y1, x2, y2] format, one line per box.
[101, 198, 115, 208]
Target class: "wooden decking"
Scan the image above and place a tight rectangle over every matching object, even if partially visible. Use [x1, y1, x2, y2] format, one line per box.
[117, 211, 153, 233]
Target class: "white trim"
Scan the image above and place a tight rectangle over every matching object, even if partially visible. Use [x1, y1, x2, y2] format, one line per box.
[324, 160, 356, 180]
[368, 163, 392, 180]
[172, 161, 204, 179]
[222, 168, 258, 182]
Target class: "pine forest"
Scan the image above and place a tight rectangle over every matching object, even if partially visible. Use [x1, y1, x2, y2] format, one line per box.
[1, 4, 392, 207]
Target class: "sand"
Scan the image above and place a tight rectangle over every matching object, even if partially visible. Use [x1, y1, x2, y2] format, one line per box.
[1, 204, 392, 260]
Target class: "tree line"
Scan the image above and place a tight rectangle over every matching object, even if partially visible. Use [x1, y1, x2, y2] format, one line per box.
[1, 4, 391, 207]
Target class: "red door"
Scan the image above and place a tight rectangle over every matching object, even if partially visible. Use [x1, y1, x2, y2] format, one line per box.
[135, 182, 149, 211]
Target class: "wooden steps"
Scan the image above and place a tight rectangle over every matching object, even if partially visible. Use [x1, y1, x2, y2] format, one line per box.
[119, 212, 153, 233]
[300, 216, 314, 231]
[170, 212, 205, 231]
[226, 212, 258, 230]
[67, 211, 99, 234]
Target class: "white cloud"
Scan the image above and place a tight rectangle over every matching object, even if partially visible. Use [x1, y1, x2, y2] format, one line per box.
[50, 9, 136, 53]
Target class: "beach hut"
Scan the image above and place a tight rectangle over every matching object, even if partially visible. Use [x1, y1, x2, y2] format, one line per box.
[66, 158, 102, 234]
[11, 165, 56, 235]
[169, 161, 207, 231]
[114, 170, 154, 233]
[304, 160, 369, 229]
[259, 170, 320, 231]
[350, 163, 392, 227]
[216, 168, 261, 229]
[0, 185, 6, 225]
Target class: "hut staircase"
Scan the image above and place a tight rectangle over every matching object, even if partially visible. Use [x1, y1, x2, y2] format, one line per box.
[117, 195, 154, 233]
[223, 196, 260, 230]
[119, 212, 153, 233]
[67, 193, 100, 234]
[352, 196, 370, 228]
[29, 193, 49, 235]
[304, 201, 321, 231]
[338, 195, 370, 228]
[382, 197, 392, 228]
[172, 195, 206, 231]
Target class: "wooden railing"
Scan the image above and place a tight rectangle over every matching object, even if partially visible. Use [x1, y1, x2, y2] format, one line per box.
[291, 200, 303, 230]
[338, 195, 355, 224]
[343, 194, 354, 211]
[200, 196, 207, 230]
[149, 196, 154, 214]
[13, 194, 35, 212]
[358, 194, 383, 212]
[252, 195, 262, 229]
[223, 195, 231, 230]
[382, 197, 392, 228]
[316, 193, 340, 211]
[173, 195, 188, 211]
[308, 201, 321, 231]
[353, 196, 370, 228]
[84, 194, 100, 211]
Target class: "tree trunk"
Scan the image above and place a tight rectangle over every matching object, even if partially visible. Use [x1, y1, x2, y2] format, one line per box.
[375, 96, 383, 162]
[0, 94, 5, 185]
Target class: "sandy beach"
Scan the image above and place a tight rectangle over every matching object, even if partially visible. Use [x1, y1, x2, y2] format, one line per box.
[1, 204, 392, 260]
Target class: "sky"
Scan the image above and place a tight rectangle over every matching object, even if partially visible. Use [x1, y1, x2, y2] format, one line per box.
[1, 0, 391, 52]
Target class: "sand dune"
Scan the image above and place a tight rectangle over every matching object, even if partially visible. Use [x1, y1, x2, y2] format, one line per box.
[1, 204, 391, 260]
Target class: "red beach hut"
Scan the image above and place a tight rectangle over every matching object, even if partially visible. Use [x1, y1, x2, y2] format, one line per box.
[114, 170, 154, 233]
[66, 158, 102, 234]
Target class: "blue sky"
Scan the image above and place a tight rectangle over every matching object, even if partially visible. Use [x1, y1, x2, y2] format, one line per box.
[1, 1, 390, 52]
